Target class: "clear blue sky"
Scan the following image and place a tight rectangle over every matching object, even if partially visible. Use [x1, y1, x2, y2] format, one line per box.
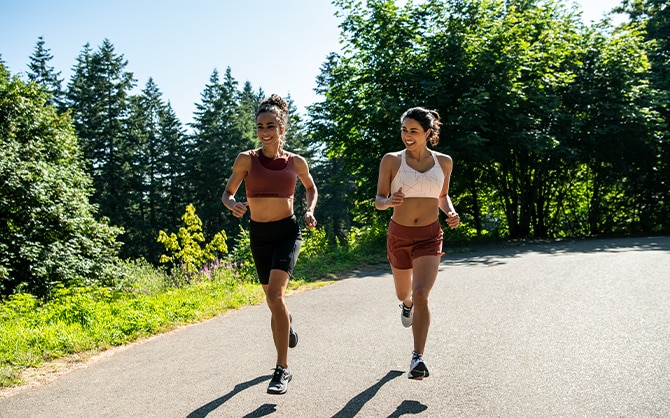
[1, 0, 622, 126]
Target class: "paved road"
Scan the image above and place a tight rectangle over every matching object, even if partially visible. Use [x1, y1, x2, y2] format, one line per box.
[1, 236, 669, 417]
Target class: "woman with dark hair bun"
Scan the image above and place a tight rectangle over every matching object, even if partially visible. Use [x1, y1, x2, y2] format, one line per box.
[375, 106, 460, 380]
[222, 94, 318, 395]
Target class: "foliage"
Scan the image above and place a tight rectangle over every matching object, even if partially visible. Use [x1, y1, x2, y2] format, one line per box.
[186, 68, 259, 241]
[225, 226, 256, 281]
[0, 271, 265, 388]
[124, 78, 189, 263]
[300, 227, 329, 259]
[66, 40, 136, 254]
[157, 204, 227, 276]
[26, 36, 65, 110]
[618, 0, 670, 232]
[311, 0, 664, 239]
[4, 1, 669, 286]
[0, 65, 122, 298]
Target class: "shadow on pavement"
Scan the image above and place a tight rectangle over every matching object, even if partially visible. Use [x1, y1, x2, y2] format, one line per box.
[186, 375, 271, 418]
[242, 403, 277, 417]
[442, 236, 670, 267]
[388, 399, 428, 417]
[331, 370, 404, 418]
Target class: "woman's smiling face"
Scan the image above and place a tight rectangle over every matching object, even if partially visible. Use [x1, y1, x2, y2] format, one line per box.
[401, 117, 429, 150]
[256, 112, 285, 145]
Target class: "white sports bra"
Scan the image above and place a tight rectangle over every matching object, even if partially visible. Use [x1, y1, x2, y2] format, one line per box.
[390, 150, 444, 198]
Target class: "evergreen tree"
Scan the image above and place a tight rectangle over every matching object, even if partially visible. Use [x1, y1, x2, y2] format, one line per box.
[188, 68, 256, 239]
[26, 36, 65, 110]
[66, 39, 136, 244]
[125, 78, 188, 262]
[160, 101, 189, 233]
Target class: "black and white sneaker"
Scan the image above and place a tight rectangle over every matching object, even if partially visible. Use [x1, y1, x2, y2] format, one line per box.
[289, 314, 298, 348]
[267, 365, 292, 394]
[408, 352, 429, 380]
[400, 303, 413, 327]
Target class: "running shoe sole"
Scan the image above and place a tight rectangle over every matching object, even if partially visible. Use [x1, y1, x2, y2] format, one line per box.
[289, 314, 298, 348]
[267, 368, 292, 394]
[400, 303, 413, 328]
[409, 361, 429, 380]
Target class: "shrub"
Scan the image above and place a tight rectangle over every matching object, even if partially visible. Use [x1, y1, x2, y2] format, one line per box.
[157, 204, 228, 279]
[0, 64, 122, 298]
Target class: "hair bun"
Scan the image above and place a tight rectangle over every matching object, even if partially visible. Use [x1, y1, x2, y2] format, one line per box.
[263, 94, 288, 114]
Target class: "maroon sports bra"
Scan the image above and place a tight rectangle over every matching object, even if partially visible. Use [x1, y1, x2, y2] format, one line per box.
[245, 149, 297, 198]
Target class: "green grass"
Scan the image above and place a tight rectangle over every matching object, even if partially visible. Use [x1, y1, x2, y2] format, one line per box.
[0, 237, 383, 389]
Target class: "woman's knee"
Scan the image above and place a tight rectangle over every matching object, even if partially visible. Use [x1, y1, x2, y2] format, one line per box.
[265, 292, 285, 310]
[412, 287, 431, 305]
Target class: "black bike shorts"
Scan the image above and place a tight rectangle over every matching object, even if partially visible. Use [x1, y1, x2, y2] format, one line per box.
[249, 215, 302, 284]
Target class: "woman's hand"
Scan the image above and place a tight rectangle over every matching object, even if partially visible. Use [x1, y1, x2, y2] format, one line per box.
[231, 201, 249, 218]
[386, 187, 405, 207]
[446, 211, 460, 229]
[304, 211, 317, 229]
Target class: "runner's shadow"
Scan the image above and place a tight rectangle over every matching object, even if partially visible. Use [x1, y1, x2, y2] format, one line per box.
[331, 370, 404, 418]
[186, 375, 271, 418]
[242, 403, 277, 417]
[387, 400, 428, 417]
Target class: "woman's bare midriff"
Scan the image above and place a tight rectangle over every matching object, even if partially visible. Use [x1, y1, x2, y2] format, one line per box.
[248, 197, 294, 222]
[391, 198, 439, 226]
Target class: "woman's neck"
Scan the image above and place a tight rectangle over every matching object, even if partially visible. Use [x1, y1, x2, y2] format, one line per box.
[405, 147, 431, 161]
[261, 145, 282, 159]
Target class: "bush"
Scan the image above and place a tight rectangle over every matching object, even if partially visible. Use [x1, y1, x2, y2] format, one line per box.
[157, 204, 228, 282]
[0, 64, 122, 298]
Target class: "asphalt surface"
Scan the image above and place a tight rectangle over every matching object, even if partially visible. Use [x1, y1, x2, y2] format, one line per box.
[1, 236, 669, 417]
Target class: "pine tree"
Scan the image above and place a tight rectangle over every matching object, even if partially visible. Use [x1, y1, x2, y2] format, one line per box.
[188, 68, 257, 239]
[66, 39, 136, 240]
[125, 78, 188, 261]
[160, 101, 189, 231]
[26, 36, 65, 110]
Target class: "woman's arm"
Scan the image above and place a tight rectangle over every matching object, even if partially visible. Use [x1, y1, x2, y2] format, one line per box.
[295, 155, 318, 228]
[376, 153, 403, 210]
[437, 154, 459, 228]
[222, 152, 251, 218]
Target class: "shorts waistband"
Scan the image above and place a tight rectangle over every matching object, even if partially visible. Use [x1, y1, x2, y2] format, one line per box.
[250, 214, 296, 226]
[389, 218, 440, 234]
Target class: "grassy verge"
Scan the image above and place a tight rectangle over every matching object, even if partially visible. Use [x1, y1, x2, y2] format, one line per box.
[0, 240, 385, 389]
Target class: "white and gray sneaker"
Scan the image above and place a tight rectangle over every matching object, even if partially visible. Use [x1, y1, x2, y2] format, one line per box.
[408, 351, 429, 380]
[400, 303, 413, 327]
[267, 365, 292, 394]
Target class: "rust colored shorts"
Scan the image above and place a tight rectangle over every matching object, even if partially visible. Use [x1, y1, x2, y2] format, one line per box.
[386, 219, 443, 270]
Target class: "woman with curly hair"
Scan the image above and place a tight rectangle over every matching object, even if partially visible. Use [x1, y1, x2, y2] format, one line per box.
[222, 94, 318, 395]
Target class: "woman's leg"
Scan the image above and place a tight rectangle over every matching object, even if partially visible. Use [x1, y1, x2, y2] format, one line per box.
[409, 255, 440, 354]
[392, 267, 413, 308]
[263, 269, 291, 368]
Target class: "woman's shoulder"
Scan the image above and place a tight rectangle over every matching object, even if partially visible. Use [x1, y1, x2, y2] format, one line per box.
[381, 150, 402, 160]
[380, 151, 403, 171]
[433, 151, 452, 163]
[382, 150, 403, 160]
[283, 150, 305, 163]
[283, 150, 300, 158]
[432, 151, 453, 172]
[233, 150, 254, 166]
